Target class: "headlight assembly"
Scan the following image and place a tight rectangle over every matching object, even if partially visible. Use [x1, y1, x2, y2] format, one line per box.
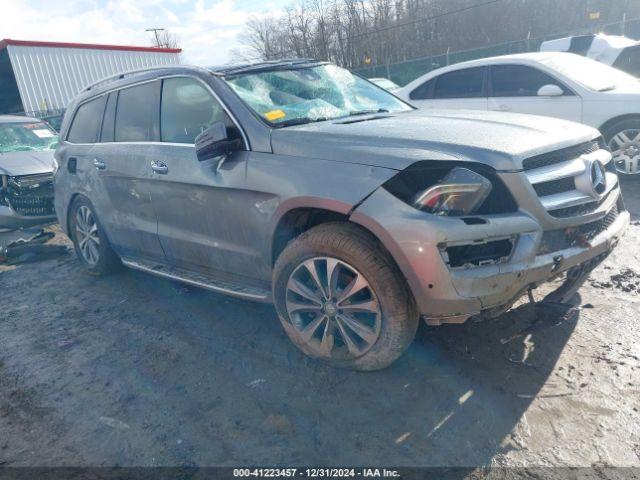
[383, 161, 518, 216]
[412, 167, 492, 216]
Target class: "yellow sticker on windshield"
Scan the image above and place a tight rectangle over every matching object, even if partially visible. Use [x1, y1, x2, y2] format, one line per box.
[264, 110, 286, 121]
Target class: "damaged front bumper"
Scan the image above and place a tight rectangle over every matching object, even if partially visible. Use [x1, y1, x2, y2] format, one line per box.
[0, 173, 57, 230]
[351, 187, 629, 325]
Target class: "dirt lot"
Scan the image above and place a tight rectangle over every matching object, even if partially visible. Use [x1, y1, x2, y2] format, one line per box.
[0, 179, 639, 469]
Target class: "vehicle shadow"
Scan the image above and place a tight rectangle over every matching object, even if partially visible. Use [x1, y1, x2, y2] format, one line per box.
[67, 268, 578, 468]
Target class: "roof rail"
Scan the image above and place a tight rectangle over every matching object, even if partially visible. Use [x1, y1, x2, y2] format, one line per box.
[82, 65, 185, 92]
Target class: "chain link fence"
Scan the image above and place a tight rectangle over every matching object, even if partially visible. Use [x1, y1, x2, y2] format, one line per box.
[356, 17, 640, 86]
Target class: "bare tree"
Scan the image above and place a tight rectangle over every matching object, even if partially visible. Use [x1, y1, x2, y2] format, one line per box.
[240, 0, 640, 70]
[147, 28, 180, 49]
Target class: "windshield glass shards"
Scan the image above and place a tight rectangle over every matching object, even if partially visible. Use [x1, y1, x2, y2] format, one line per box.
[224, 64, 411, 127]
[0, 122, 59, 153]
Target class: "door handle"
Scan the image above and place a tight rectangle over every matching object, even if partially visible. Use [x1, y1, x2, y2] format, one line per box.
[93, 158, 106, 170]
[496, 105, 511, 112]
[151, 160, 168, 174]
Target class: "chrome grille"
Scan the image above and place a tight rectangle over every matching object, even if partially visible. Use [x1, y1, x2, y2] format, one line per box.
[532, 177, 576, 197]
[522, 141, 600, 171]
[524, 139, 618, 218]
[548, 200, 600, 219]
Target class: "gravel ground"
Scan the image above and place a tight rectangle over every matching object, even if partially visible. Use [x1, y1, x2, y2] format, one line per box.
[0, 179, 638, 469]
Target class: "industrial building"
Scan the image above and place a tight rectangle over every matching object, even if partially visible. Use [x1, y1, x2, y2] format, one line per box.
[0, 39, 181, 118]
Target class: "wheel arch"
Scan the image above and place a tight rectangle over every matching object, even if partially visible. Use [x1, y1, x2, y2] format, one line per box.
[270, 204, 350, 266]
[599, 114, 640, 137]
[64, 192, 83, 236]
[269, 201, 400, 272]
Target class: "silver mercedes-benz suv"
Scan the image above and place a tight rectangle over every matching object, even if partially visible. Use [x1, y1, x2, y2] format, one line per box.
[54, 60, 628, 370]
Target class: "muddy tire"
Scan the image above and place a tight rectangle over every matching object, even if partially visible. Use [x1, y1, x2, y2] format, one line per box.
[273, 222, 418, 371]
[69, 196, 121, 275]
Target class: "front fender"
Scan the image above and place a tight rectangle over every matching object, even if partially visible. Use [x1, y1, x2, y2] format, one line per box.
[251, 153, 397, 266]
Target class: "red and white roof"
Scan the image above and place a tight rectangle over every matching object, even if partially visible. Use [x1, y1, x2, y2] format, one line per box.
[1, 38, 182, 113]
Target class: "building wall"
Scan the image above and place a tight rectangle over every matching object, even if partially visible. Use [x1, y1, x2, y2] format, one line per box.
[0, 49, 23, 114]
[6, 45, 180, 113]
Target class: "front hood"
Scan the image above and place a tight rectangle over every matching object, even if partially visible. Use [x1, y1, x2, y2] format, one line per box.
[603, 82, 640, 96]
[0, 150, 54, 176]
[270, 109, 599, 171]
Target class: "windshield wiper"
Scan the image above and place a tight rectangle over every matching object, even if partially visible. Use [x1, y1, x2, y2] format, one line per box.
[275, 109, 391, 127]
[348, 108, 390, 116]
[276, 117, 330, 128]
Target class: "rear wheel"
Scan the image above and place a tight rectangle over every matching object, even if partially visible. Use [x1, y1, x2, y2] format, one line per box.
[604, 119, 640, 175]
[273, 223, 418, 371]
[70, 196, 121, 275]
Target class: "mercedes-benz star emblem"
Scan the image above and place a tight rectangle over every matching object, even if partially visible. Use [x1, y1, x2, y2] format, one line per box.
[590, 160, 607, 196]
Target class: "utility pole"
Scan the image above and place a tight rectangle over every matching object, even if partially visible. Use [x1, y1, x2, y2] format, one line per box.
[146, 28, 166, 48]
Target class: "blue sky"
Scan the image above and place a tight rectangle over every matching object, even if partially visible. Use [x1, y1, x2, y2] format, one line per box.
[0, 0, 293, 65]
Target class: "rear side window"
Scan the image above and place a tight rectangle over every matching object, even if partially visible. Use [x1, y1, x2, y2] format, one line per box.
[613, 47, 640, 77]
[100, 92, 117, 143]
[67, 96, 107, 143]
[115, 82, 160, 142]
[434, 67, 486, 99]
[409, 77, 436, 100]
[160, 77, 235, 144]
[491, 65, 569, 97]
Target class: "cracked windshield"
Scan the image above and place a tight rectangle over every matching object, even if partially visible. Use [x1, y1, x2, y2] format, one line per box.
[224, 63, 411, 126]
[0, 122, 58, 153]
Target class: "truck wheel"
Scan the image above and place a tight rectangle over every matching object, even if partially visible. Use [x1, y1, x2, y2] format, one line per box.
[603, 118, 640, 175]
[273, 222, 418, 371]
[69, 196, 121, 275]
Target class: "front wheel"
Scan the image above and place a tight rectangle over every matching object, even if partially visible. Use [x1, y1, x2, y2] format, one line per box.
[604, 119, 640, 175]
[273, 223, 418, 371]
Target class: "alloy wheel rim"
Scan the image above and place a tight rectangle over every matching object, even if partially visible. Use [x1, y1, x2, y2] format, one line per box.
[608, 129, 640, 174]
[285, 257, 382, 361]
[75, 205, 100, 266]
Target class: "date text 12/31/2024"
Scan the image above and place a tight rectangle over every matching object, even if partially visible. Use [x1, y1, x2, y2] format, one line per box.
[233, 468, 401, 478]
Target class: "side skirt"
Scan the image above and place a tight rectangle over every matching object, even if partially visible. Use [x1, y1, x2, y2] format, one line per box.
[121, 257, 272, 303]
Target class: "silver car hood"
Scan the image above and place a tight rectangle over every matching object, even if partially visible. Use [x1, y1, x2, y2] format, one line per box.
[0, 150, 54, 176]
[270, 109, 599, 171]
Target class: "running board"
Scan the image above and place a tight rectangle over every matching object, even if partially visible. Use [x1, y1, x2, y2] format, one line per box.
[121, 258, 271, 302]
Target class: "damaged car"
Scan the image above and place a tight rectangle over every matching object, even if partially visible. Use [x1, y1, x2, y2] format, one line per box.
[0, 115, 58, 231]
[54, 61, 628, 370]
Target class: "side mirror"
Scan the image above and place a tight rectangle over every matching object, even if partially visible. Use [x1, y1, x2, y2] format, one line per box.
[194, 122, 241, 162]
[537, 84, 564, 97]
